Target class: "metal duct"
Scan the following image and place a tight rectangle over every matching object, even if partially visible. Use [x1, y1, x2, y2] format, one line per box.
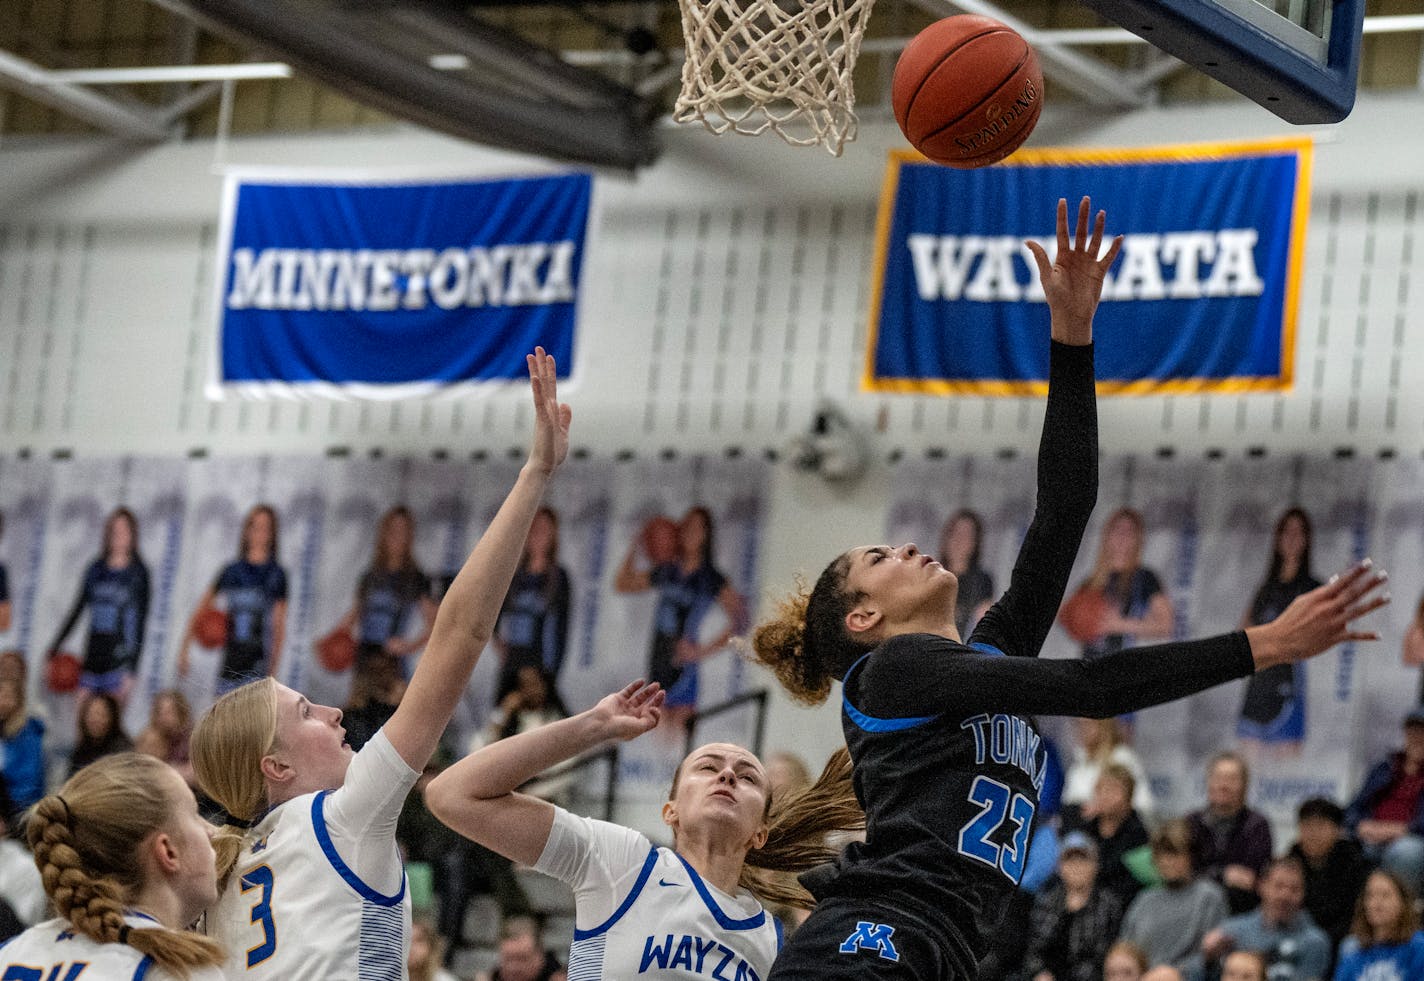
[157, 0, 660, 168]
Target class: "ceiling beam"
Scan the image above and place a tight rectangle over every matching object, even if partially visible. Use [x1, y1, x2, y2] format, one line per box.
[0, 48, 169, 140]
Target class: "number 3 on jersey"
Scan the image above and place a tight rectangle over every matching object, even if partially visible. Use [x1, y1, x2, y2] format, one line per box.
[957, 775, 1035, 883]
[241, 865, 277, 967]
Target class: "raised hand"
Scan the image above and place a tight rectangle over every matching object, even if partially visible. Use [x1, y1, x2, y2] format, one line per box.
[526, 346, 571, 476]
[1247, 559, 1390, 670]
[1025, 196, 1124, 345]
[590, 680, 665, 742]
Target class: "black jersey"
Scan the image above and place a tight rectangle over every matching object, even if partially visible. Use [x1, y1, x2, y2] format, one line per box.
[807, 343, 1257, 979]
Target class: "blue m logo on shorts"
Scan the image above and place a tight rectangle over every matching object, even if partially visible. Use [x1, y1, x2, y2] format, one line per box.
[839, 921, 900, 962]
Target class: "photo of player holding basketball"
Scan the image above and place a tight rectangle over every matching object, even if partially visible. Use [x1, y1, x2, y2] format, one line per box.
[44, 506, 150, 705]
[178, 503, 288, 696]
[615, 505, 747, 719]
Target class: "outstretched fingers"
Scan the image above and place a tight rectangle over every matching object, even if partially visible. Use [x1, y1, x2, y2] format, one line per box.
[1074, 196, 1091, 252]
[1098, 234, 1124, 272]
[1055, 197, 1070, 258]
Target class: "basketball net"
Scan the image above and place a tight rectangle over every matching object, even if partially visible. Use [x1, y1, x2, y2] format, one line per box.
[673, 0, 877, 156]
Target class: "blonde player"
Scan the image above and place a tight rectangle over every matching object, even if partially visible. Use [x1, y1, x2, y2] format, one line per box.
[426, 680, 863, 980]
[1, 752, 225, 980]
[190, 347, 570, 980]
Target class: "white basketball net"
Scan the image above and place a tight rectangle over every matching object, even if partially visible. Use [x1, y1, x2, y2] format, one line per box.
[674, 0, 878, 156]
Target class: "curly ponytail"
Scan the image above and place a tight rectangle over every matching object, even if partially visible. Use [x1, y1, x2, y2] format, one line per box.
[26, 753, 225, 977]
[191, 677, 278, 890]
[740, 747, 863, 909]
[748, 555, 871, 705]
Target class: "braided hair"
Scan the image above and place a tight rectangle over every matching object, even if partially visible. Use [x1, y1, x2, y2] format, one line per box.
[26, 752, 225, 977]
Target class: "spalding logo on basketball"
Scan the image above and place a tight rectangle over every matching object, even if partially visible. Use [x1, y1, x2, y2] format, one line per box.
[892, 15, 1043, 169]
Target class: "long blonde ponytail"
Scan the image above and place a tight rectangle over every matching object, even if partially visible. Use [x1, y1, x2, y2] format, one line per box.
[191, 677, 279, 889]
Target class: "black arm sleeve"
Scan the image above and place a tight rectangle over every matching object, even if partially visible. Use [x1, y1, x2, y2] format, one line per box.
[971, 341, 1098, 659]
[47, 567, 91, 655]
[859, 631, 1254, 720]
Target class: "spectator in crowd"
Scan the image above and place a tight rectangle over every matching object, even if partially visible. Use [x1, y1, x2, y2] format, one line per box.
[1070, 763, 1153, 906]
[1075, 507, 1175, 662]
[0, 799, 44, 929]
[1106, 941, 1152, 981]
[474, 665, 571, 806]
[1221, 951, 1268, 981]
[1105, 940, 1186, 981]
[45, 506, 150, 705]
[0, 649, 23, 686]
[408, 915, 461, 981]
[1344, 708, 1424, 892]
[475, 917, 566, 981]
[1286, 798, 1369, 961]
[494, 505, 571, 704]
[1024, 830, 1125, 981]
[1062, 717, 1155, 824]
[1121, 819, 1229, 979]
[1237, 508, 1320, 750]
[1400, 592, 1424, 704]
[765, 749, 813, 801]
[0, 676, 46, 812]
[939, 508, 994, 637]
[1332, 869, 1424, 981]
[1200, 857, 1330, 981]
[133, 688, 195, 786]
[1188, 752, 1274, 914]
[342, 652, 408, 752]
[67, 690, 133, 776]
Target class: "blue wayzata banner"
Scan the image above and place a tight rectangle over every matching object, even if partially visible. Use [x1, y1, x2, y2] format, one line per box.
[867, 139, 1312, 395]
[212, 172, 591, 398]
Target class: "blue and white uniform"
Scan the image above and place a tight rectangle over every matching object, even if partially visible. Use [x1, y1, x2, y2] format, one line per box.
[1, 913, 225, 981]
[533, 808, 781, 981]
[204, 729, 418, 981]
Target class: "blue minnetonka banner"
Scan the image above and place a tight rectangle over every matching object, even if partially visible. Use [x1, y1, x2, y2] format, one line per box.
[212, 172, 591, 398]
[867, 139, 1312, 395]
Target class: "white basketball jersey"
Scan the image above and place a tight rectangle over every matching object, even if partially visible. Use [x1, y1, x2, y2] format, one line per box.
[1, 914, 225, 981]
[534, 809, 782, 981]
[205, 730, 418, 981]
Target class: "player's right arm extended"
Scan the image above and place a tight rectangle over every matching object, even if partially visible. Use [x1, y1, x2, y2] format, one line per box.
[383, 349, 570, 772]
[427, 680, 663, 867]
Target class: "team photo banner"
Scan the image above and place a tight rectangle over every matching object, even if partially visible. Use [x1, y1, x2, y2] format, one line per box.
[212, 172, 591, 398]
[867, 139, 1313, 396]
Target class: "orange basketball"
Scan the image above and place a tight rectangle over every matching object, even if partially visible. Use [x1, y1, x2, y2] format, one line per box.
[46, 652, 82, 693]
[892, 15, 1043, 168]
[1059, 587, 1112, 644]
[317, 626, 357, 673]
[194, 606, 229, 649]
[642, 515, 679, 565]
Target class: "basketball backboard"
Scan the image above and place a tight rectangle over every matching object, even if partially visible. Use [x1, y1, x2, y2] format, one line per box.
[1076, 0, 1367, 123]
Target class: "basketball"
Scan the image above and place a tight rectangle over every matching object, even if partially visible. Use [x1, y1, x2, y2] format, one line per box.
[892, 15, 1043, 168]
[46, 652, 82, 693]
[642, 515, 680, 565]
[194, 606, 229, 649]
[1059, 587, 1112, 644]
[317, 626, 357, 673]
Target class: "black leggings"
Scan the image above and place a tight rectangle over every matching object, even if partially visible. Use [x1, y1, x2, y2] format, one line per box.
[768, 898, 965, 981]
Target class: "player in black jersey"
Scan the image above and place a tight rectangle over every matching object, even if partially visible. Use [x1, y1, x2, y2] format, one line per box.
[750, 198, 1391, 981]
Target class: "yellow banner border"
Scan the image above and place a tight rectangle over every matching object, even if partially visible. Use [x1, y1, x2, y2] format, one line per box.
[863, 137, 1315, 398]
